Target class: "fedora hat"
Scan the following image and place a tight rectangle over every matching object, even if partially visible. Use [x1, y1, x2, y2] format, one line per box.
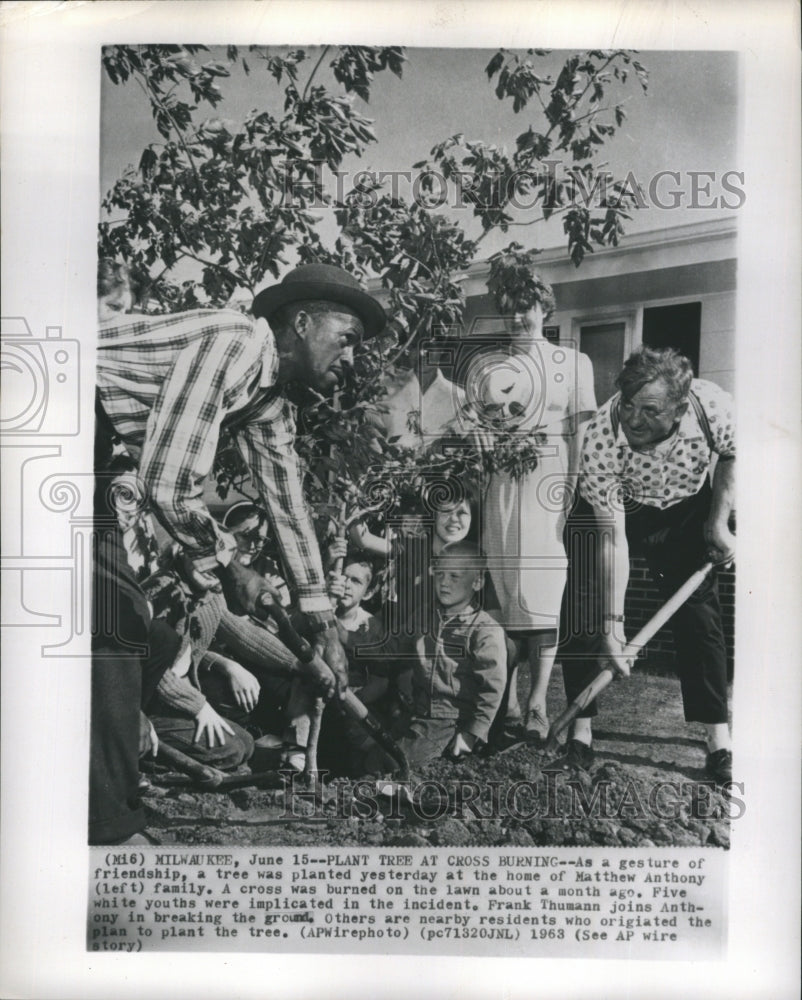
[252, 263, 386, 337]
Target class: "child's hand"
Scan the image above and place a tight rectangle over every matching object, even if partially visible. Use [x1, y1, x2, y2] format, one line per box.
[349, 521, 391, 556]
[193, 702, 235, 748]
[224, 661, 261, 713]
[326, 570, 346, 601]
[326, 536, 348, 567]
[446, 731, 477, 759]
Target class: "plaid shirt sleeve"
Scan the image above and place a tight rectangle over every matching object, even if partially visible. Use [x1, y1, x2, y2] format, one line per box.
[236, 398, 332, 613]
[137, 318, 259, 569]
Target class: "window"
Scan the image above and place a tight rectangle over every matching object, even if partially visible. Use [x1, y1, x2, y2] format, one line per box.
[642, 302, 701, 374]
[579, 302, 702, 405]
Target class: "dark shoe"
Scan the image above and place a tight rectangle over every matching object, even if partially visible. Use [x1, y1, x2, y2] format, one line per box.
[489, 722, 525, 753]
[705, 748, 733, 786]
[549, 739, 594, 772]
[250, 733, 284, 770]
[524, 706, 550, 744]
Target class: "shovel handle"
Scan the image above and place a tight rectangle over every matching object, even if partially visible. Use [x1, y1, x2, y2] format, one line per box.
[258, 598, 409, 778]
[156, 741, 225, 789]
[333, 499, 348, 575]
[621, 562, 715, 656]
[546, 562, 715, 749]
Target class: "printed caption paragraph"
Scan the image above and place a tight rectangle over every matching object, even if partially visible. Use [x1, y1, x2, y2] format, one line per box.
[88, 848, 726, 957]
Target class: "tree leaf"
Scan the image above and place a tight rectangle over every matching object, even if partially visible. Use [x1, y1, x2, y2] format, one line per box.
[485, 50, 505, 79]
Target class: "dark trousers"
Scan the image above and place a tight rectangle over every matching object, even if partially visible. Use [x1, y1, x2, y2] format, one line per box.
[559, 496, 604, 719]
[89, 395, 151, 845]
[89, 525, 150, 844]
[562, 484, 729, 725]
[148, 710, 254, 770]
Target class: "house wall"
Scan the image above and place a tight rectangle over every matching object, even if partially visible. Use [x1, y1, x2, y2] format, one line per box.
[460, 219, 737, 396]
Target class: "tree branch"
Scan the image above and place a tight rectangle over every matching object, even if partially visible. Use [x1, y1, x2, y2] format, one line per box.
[132, 48, 204, 192]
[302, 45, 331, 100]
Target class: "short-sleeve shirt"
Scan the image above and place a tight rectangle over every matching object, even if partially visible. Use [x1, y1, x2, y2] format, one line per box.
[580, 378, 735, 514]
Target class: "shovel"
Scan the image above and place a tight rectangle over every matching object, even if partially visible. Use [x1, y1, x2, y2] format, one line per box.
[152, 594, 411, 788]
[257, 598, 410, 780]
[154, 741, 283, 790]
[302, 498, 349, 788]
[545, 562, 715, 751]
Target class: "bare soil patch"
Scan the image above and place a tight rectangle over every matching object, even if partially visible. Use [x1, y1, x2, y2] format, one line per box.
[141, 668, 733, 849]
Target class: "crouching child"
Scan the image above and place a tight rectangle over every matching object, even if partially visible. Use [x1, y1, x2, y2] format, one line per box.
[362, 540, 507, 772]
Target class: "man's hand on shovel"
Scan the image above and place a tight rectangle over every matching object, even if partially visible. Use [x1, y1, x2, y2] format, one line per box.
[599, 633, 634, 679]
[703, 518, 736, 569]
[219, 560, 344, 700]
[309, 622, 349, 699]
[219, 559, 283, 617]
[545, 562, 716, 752]
[295, 646, 339, 702]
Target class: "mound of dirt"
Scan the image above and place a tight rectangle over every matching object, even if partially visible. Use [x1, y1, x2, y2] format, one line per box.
[141, 670, 734, 848]
[142, 745, 731, 849]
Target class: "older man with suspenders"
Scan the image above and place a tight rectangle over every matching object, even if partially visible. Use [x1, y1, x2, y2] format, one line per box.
[560, 345, 735, 785]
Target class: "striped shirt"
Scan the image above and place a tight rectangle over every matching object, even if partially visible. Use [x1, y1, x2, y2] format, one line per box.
[97, 309, 330, 613]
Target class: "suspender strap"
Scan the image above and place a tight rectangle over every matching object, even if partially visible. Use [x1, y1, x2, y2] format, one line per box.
[686, 390, 713, 449]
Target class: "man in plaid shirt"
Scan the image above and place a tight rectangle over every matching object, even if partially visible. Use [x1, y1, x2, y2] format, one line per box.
[91, 263, 385, 843]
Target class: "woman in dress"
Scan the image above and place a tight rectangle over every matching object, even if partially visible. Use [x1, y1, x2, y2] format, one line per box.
[473, 273, 597, 741]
